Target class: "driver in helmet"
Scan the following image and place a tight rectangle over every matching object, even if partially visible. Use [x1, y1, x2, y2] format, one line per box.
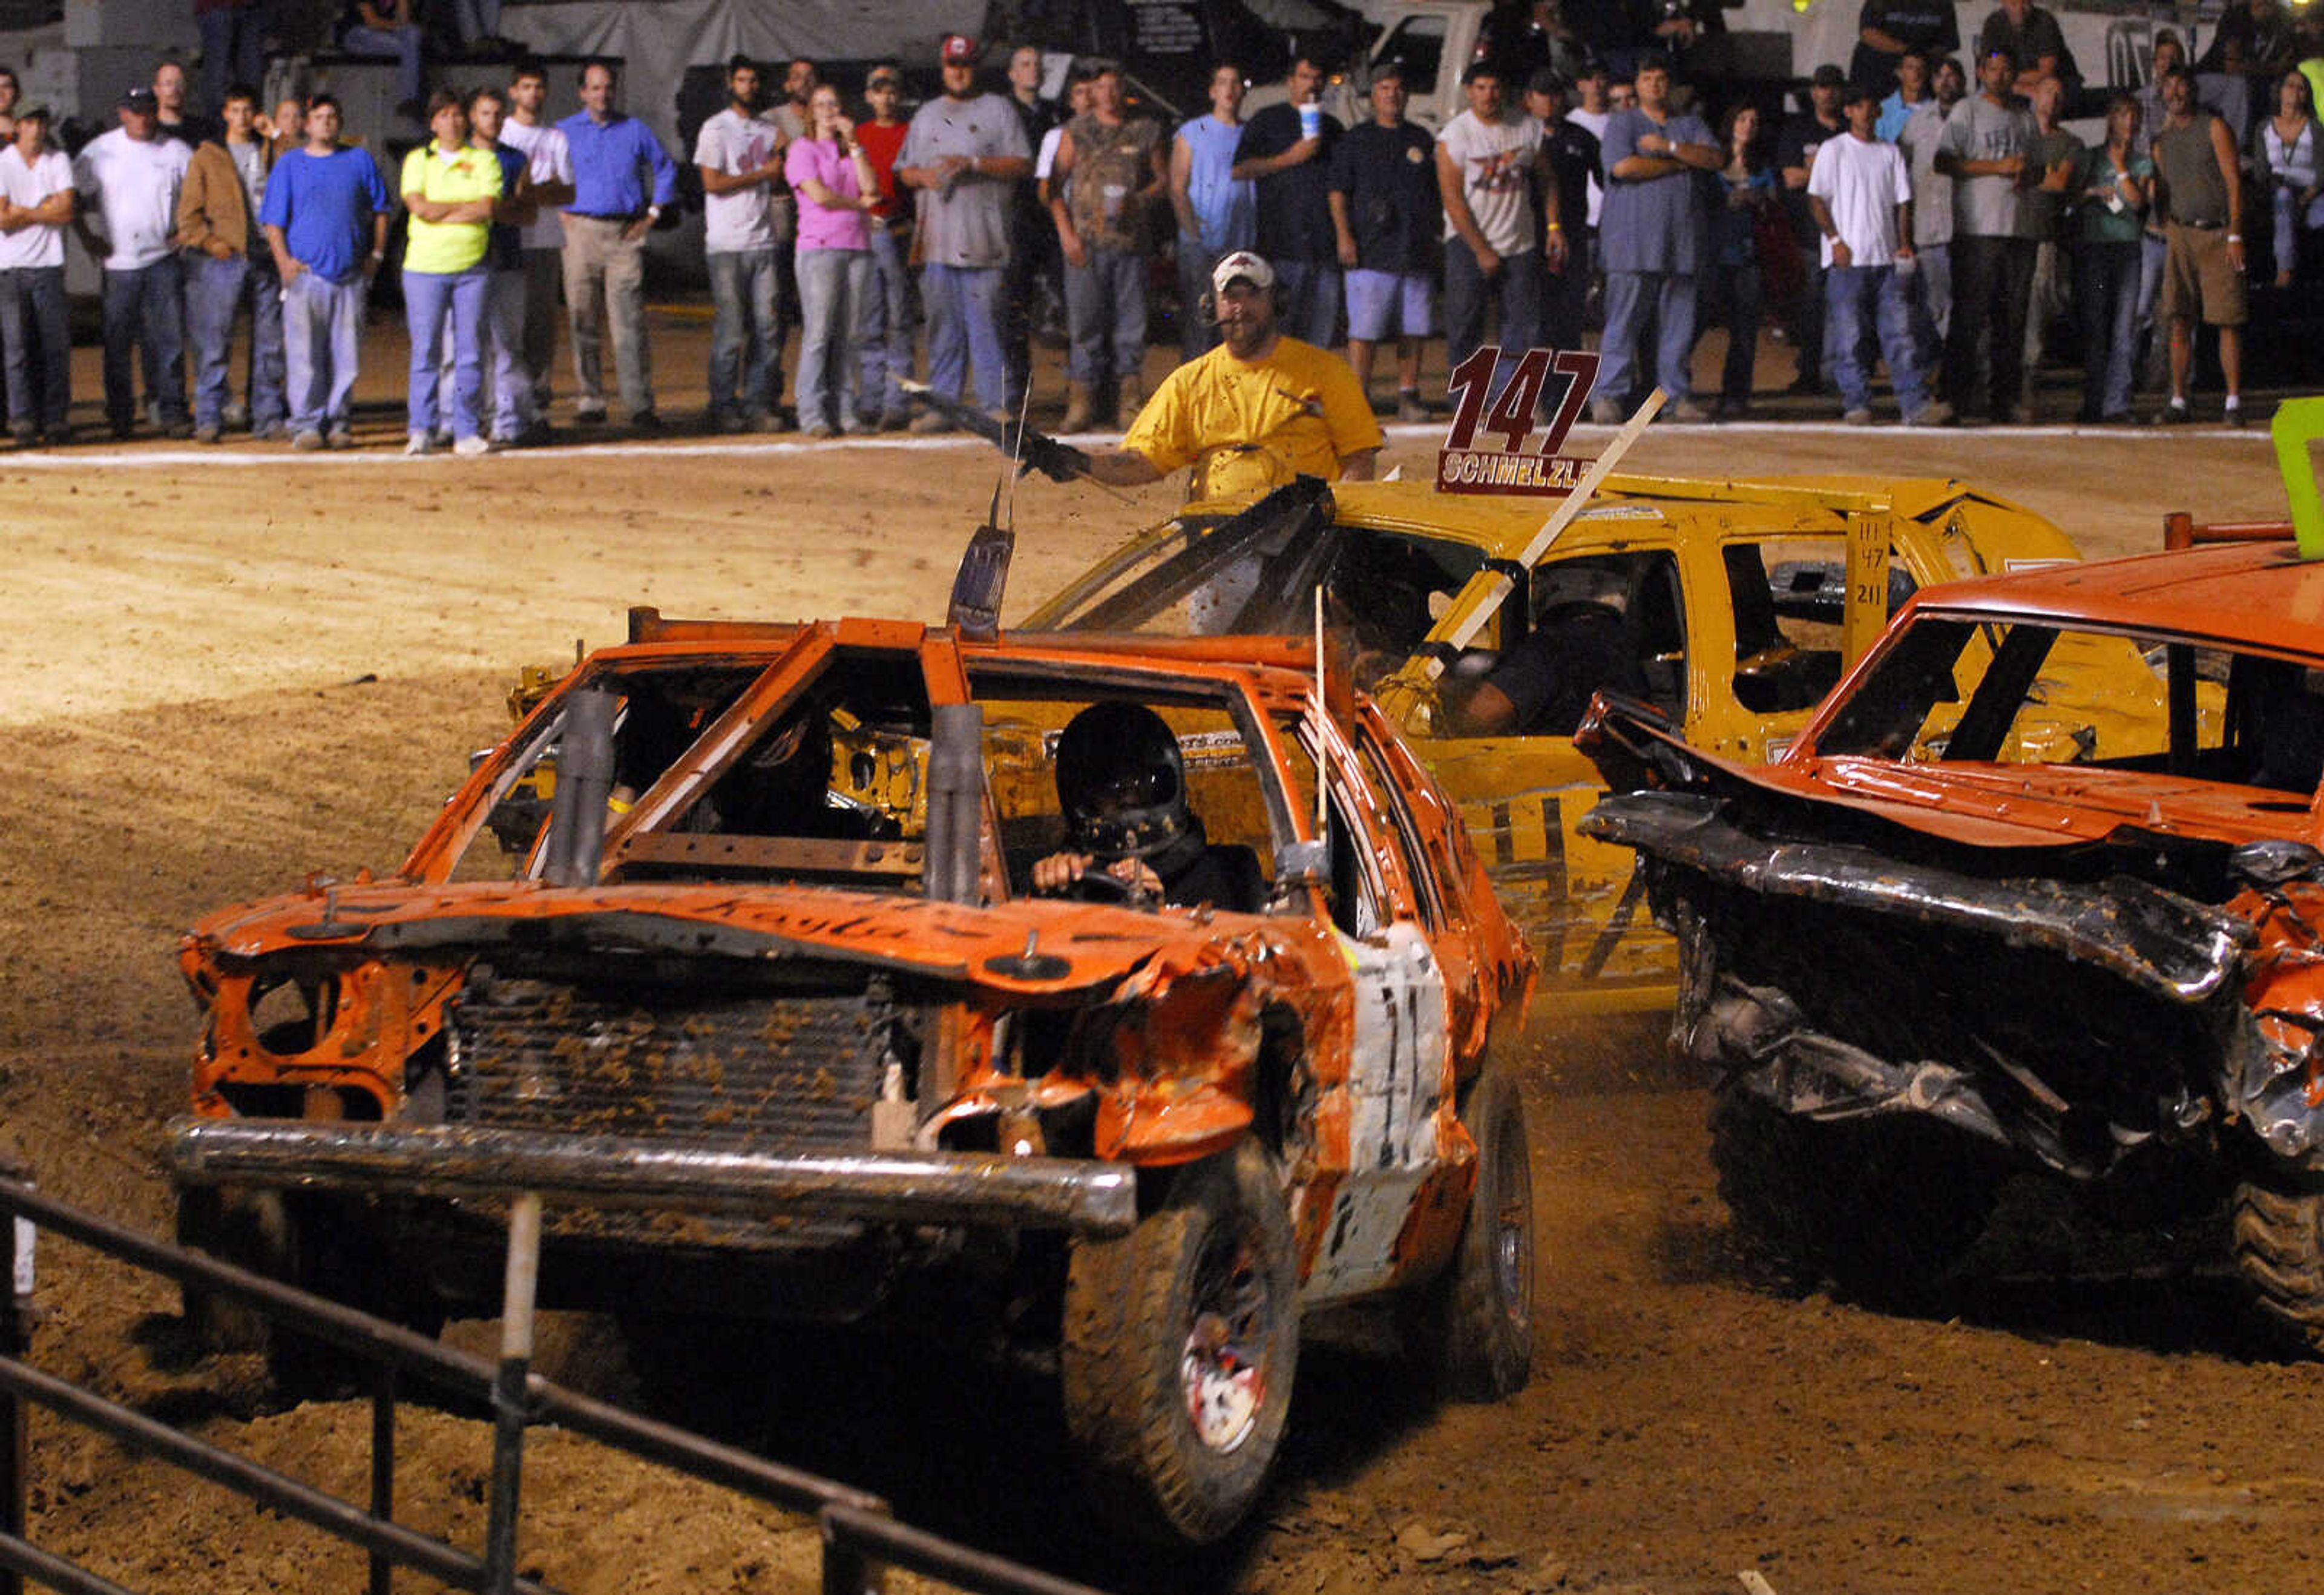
[1030, 702, 1266, 912]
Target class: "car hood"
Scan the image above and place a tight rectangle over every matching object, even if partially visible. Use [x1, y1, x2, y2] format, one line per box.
[187, 880, 1298, 1000]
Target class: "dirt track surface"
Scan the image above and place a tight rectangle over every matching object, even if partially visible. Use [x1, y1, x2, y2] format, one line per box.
[7, 409, 2317, 1595]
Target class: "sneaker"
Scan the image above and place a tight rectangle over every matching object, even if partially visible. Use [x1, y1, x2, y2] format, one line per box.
[712, 409, 749, 434]
[805, 422, 836, 439]
[1670, 397, 1716, 423]
[10, 423, 35, 450]
[908, 410, 954, 434]
[251, 420, 287, 442]
[1715, 397, 1753, 420]
[163, 419, 195, 439]
[404, 431, 438, 455]
[1904, 400, 1953, 427]
[1396, 390, 1430, 424]
[514, 421, 555, 449]
[453, 433, 491, 457]
[879, 410, 911, 432]
[2225, 400, 2246, 429]
[326, 427, 356, 449]
[2156, 399, 2194, 426]
[222, 400, 250, 429]
[110, 419, 136, 441]
[195, 421, 223, 444]
[573, 403, 608, 426]
[753, 411, 795, 435]
[292, 428, 325, 452]
[629, 409, 663, 435]
[1587, 395, 1624, 425]
[1842, 407, 1874, 426]
[1785, 375, 1827, 398]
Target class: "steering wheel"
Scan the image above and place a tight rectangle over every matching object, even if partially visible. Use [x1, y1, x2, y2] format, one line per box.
[1068, 867, 1142, 904]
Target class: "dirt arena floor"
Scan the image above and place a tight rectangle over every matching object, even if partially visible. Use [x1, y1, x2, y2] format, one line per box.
[4, 307, 2318, 1594]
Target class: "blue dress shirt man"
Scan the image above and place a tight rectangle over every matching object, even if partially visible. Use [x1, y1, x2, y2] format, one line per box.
[558, 58, 679, 430]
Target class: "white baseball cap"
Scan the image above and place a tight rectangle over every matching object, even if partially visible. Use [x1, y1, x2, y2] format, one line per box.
[1210, 250, 1275, 296]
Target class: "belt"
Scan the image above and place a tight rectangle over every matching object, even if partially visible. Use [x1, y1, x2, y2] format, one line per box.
[570, 210, 642, 223]
[2178, 218, 2225, 230]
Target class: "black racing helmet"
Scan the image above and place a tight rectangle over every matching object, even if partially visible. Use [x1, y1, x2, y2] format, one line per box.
[1056, 702, 1190, 860]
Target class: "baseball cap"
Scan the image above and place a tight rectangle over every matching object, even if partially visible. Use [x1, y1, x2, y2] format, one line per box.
[119, 86, 159, 112]
[941, 34, 977, 64]
[1212, 249, 1275, 295]
[1810, 63, 1847, 88]
[12, 102, 48, 122]
[866, 65, 902, 90]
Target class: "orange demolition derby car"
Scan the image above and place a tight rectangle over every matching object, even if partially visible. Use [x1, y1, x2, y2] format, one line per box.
[167, 604, 1537, 1545]
[1577, 507, 2324, 1347]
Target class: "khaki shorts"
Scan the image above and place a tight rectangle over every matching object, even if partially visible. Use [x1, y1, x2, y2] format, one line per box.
[2161, 223, 2249, 327]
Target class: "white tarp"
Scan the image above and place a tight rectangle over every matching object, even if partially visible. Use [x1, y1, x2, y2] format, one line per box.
[509, 0, 983, 146]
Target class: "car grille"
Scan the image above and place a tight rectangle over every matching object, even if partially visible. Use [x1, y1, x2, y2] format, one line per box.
[443, 969, 899, 1155]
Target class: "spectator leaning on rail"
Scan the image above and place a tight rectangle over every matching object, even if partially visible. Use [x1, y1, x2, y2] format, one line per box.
[2148, 64, 2248, 426]
[74, 86, 193, 440]
[896, 34, 1032, 432]
[261, 93, 391, 450]
[695, 54, 790, 433]
[558, 59, 678, 433]
[1807, 83, 1948, 427]
[1233, 53, 1345, 350]
[1329, 59, 1442, 423]
[1049, 61, 1166, 432]
[0, 103, 74, 448]
[176, 82, 285, 443]
[399, 88, 501, 456]
[1592, 51, 1716, 424]
[498, 61, 573, 418]
[1170, 62, 1256, 363]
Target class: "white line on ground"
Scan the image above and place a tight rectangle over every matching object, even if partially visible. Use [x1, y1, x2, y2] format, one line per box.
[0, 419, 2267, 469]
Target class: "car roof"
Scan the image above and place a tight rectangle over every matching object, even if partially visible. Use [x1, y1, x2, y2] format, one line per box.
[1907, 541, 2324, 653]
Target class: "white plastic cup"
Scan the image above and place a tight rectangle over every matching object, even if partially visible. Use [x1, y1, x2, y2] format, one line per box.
[1298, 101, 1321, 140]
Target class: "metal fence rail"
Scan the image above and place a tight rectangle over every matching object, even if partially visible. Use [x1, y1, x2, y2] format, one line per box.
[0, 1173, 1111, 1595]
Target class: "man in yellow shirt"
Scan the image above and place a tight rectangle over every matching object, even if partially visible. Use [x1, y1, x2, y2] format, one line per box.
[1083, 250, 1383, 497]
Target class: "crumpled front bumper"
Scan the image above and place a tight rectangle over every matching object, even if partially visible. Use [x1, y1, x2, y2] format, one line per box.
[165, 1118, 1138, 1237]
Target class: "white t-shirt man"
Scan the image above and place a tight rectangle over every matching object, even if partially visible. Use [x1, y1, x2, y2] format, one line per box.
[499, 116, 573, 252]
[1806, 128, 1912, 268]
[694, 105, 781, 255]
[1439, 108, 1541, 256]
[0, 143, 72, 269]
[72, 127, 189, 269]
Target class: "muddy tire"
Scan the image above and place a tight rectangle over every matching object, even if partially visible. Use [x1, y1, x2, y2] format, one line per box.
[1407, 1064, 1535, 1399]
[1708, 1084, 1995, 1308]
[1060, 1142, 1300, 1548]
[2231, 1177, 2324, 1353]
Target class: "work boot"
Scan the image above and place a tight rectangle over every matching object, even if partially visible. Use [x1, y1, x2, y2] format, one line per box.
[1060, 381, 1095, 433]
[1112, 375, 1144, 429]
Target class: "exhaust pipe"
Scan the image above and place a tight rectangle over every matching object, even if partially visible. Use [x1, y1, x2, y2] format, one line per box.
[924, 702, 984, 905]
[541, 686, 617, 888]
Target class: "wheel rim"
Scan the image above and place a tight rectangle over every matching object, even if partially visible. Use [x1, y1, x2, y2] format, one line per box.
[1179, 1219, 1273, 1454]
[1490, 1111, 1534, 1330]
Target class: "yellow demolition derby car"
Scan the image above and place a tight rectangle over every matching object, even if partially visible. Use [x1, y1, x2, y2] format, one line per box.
[1028, 471, 2164, 1010]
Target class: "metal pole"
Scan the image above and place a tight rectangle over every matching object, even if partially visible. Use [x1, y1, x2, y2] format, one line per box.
[0, 1166, 30, 1595]
[483, 1192, 540, 1595]
[369, 1363, 396, 1595]
[817, 1505, 881, 1595]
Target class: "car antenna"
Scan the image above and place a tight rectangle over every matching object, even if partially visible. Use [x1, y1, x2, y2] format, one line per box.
[1314, 587, 1328, 833]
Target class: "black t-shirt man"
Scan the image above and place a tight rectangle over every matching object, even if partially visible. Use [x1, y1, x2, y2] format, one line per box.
[1328, 117, 1440, 272]
[1539, 115, 1599, 238]
[1776, 101, 1845, 242]
[1239, 100, 1342, 261]
[1849, 0, 1961, 97]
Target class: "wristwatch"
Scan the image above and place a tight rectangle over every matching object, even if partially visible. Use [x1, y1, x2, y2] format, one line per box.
[646, 205, 662, 222]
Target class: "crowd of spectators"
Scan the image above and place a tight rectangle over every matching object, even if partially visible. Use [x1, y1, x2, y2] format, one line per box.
[4, 0, 2324, 453]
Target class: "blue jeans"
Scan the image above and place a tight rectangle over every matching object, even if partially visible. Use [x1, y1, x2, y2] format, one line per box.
[0, 266, 71, 430]
[2077, 239, 2141, 419]
[1827, 263, 1926, 414]
[341, 23, 424, 106]
[284, 269, 367, 436]
[197, 6, 263, 117]
[1445, 244, 1544, 403]
[1178, 234, 1225, 360]
[1063, 245, 1147, 389]
[187, 252, 286, 430]
[1600, 269, 1698, 403]
[858, 225, 914, 422]
[405, 266, 487, 438]
[796, 246, 870, 430]
[1909, 240, 1950, 375]
[921, 262, 1006, 410]
[101, 257, 186, 429]
[1272, 258, 1342, 348]
[707, 247, 782, 421]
